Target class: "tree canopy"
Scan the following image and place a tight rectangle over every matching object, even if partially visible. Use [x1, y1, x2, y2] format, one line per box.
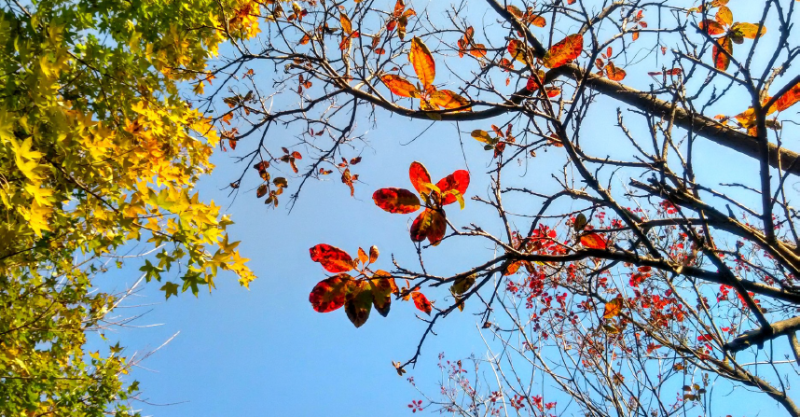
[201, 0, 800, 415]
[0, 1, 257, 415]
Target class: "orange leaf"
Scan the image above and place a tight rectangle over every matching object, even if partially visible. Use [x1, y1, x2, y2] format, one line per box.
[409, 161, 433, 194]
[529, 15, 546, 28]
[410, 208, 447, 245]
[373, 188, 421, 214]
[776, 83, 800, 112]
[409, 37, 435, 88]
[604, 62, 627, 81]
[545, 87, 561, 97]
[381, 74, 418, 98]
[358, 247, 369, 264]
[698, 20, 725, 35]
[603, 297, 622, 319]
[713, 36, 732, 71]
[340, 13, 353, 35]
[368, 245, 380, 263]
[430, 90, 470, 112]
[715, 6, 732, 26]
[436, 170, 470, 205]
[345, 280, 372, 327]
[580, 233, 606, 249]
[542, 34, 583, 68]
[503, 260, 522, 276]
[309, 244, 355, 272]
[309, 274, 352, 312]
[411, 291, 432, 315]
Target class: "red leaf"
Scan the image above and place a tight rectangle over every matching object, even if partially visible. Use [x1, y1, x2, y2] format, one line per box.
[436, 170, 470, 205]
[373, 188, 421, 214]
[410, 208, 447, 245]
[409, 161, 433, 194]
[713, 36, 732, 71]
[411, 291, 432, 315]
[309, 274, 352, 312]
[309, 244, 355, 272]
[581, 233, 607, 249]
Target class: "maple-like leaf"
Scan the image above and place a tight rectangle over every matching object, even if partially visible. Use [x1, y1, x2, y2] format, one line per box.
[603, 297, 622, 319]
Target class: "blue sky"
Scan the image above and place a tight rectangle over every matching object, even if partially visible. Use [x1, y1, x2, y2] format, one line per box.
[87, 1, 800, 416]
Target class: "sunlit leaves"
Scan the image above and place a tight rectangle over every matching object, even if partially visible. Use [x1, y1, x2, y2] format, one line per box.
[698, 7, 766, 71]
[345, 280, 373, 327]
[411, 292, 433, 315]
[410, 37, 435, 88]
[381, 75, 418, 98]
[374, 162, 469, 245]
[307, 245, 399, 327]
[604, 62, 627, 81]
[410, 208, 447, 245]
[712, 36, 732, 71]
[542, 34, 583, 68]
[310, 274, 352, 312]
[373, 188, 422, 213]
[430, 90, 471, 112]
[603, 297, 623, 319]
[409, 161, 433, 194]
[507, 39, 528, 64]
[581, 233, 607, 249]
[776, 82, 800, 112]
[436, 170, 470, 206]
[730, 22, 766, 40]
[309, 244, 355, 272]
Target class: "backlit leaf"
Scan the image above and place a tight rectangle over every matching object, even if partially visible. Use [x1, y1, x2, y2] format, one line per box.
[604, 62, 627, 81]
[369, 245, 380, 264]
[713, 36, 732, 71]
[715, 6, 732, 26]
[471, 130, 493, 143]
[369, 276, 394, 317]
[507, 39, 527, 64]
[581, 233, 607, 249]
[698, 20, 726, 35]
[381, 74, 418, 98]
[309, 244, 355, 272]
[603, 297, 622, 319]
[730, 22, 766, 39]
[430, 90, 470, 112]
[340, 13, 353, 35]
[450, 274, 476, 295]
[411, 291, 432, 315]
[776, 83, 800, 112]
[345, 280, 372, 327]
[373, 188, 422, 214]
[409, 37, 435, 88]
[358, 247, 368, 264]
[542, 34, 583, 68]
[309, 274, 352, 312]
[436, 170, 470, 205]
[410, 208, 447, 245]
[409, 161, 433, 194]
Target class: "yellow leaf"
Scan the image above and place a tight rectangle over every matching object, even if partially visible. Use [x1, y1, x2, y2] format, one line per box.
[409, 37, 435, 88]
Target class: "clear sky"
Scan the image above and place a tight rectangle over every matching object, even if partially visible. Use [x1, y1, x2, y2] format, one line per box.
[88, 1, 800, 416]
